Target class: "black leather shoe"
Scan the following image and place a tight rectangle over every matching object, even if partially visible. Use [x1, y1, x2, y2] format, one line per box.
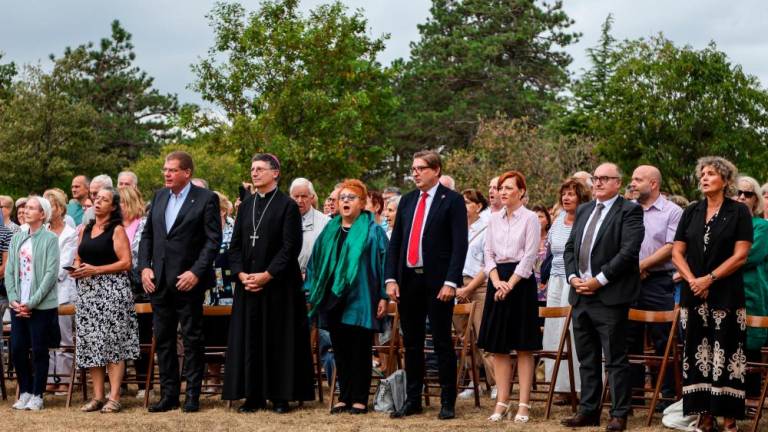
[182, 397, 200, 413]
[329, 404, 348, 414]
[148, 398, 180, 413]
[561, 413, 601, 427]
[272, 400, 290, 414]
[438, 405, 455, 420]
[348, 406, 368, 415]
[605, 416, 627, 431]
[390, 403, 423, 418]
[237, 399, 266, 413]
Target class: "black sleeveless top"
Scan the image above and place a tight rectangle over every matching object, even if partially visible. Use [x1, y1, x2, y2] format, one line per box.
[78, 223, 119, 266]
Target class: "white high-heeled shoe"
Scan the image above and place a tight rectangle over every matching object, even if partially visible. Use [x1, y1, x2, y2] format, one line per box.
[488, 401, 511, 422]
[514, 402, 531, 423]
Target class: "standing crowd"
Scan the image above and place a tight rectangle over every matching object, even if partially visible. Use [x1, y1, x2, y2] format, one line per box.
[1, 149, 766, 432]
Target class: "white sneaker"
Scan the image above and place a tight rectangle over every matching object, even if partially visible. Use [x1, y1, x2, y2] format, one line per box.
[490, 386, 498, 400]
[12, 392, 32, 410]
[25, 395, 44, 411]
[136, 389, 146, 399]
[458, 387, 475, 399]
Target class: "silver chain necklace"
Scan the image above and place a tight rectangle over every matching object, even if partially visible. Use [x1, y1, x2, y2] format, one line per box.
[250, 190, 277, 246]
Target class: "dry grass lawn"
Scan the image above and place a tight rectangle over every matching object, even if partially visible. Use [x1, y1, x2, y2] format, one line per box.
[0, 381, 685, 432]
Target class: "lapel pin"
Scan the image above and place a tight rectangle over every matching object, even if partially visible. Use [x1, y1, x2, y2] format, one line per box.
[191, 199, 195, 203]
[441, 194, 446, 199]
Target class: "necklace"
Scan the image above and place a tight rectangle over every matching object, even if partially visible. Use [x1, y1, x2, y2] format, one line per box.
[250, 189, 277, 246]
[341, 225, 350, 233]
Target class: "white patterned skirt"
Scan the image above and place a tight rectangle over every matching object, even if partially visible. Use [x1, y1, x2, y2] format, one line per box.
[75, 273, 140, 368]
[681, 303, 746, 419]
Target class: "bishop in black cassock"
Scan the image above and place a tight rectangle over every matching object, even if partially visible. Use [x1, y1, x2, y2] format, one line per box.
[223, 154, 314, 413]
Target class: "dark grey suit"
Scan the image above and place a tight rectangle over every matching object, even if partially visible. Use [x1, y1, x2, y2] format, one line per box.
[563, 195, 644, 418]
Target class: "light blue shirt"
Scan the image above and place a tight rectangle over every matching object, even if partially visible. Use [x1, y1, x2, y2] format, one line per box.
[165, 182, 191, 233]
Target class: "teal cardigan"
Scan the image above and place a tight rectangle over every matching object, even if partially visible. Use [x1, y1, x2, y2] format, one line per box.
[5, 227, 60, 310]
[744, 217, 768, 350]
[305, 216, 389, 331]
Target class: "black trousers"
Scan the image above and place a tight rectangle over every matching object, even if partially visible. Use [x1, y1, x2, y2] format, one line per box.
[627, 272, 676, 398]
[572, 297, 631, 418]
[398, 268, 456, 405]
[150, 282, 204, 400]
[329, 323, 373, 405]
[11, 308, 59, 396]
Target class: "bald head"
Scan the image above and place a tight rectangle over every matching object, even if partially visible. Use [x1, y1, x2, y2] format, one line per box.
[592, 163, 622, 201]
[630, 165, 662, 206]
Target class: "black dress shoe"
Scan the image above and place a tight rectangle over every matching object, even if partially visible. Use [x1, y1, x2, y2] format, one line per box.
[438, 405, 455, 420]
[605, 416, 627, 431]
[348, 406, 368, 415]
[272, 400, 290, 414]
[148, 398, 180, 413]
[182, 397, 200, 413]
[390, 403, 423, 418]
[561, 413, 601, 427]
[329, 404, 348, 414]
[237, 399, 266, 413]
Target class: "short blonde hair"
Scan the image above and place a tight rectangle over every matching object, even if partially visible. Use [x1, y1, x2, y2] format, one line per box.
[118, 186, 145, 220]
[737, 175, 764, 216]
[695, 156, 738, 197]
[0, 195, 13, 209]
[43, 188, 68, 218]
[213, 191, 232, 214]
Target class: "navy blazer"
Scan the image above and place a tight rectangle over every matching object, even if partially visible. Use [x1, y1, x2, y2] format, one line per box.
[384, 183, 468, 291]
[138, 183, 222, 295]
[564, 195, 645, 306]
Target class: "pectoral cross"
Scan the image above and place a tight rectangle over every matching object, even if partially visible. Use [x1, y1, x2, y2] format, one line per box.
[250, 233, 259, 246]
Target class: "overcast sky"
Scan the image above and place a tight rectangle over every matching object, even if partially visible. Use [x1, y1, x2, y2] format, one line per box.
[2, 0, 767, 113]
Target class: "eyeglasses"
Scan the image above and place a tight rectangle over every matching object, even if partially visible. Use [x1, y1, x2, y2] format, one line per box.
[593, 176, 620, 184]
[251, 167, 276, 175]
[338, 193, 359, 202]
[737, 190, 756, 198]
[411, 165, 431, 174]
[161, 168, 182, 174]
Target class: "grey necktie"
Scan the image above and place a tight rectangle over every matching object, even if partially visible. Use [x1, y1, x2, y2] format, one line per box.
[578, 203, 605, 275]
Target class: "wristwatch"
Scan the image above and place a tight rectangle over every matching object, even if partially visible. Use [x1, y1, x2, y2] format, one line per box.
[709, 272, 718, 281]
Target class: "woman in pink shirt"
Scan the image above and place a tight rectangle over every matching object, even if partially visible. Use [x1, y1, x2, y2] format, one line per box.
[477, 170, 542, 423]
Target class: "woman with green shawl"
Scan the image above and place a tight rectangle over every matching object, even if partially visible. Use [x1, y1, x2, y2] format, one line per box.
[735, 176, 768, 400]
[305, 179, 388, 414]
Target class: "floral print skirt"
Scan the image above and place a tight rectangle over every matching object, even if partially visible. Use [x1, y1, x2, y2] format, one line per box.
[681, 303, 746, 419]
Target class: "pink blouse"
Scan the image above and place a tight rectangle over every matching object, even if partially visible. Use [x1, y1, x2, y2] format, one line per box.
[483, 205, 541, 279]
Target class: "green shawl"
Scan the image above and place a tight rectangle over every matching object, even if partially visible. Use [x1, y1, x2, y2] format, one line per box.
[306, 211, 372, 316]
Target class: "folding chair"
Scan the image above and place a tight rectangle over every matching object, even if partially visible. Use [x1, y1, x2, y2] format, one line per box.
[423, 302, 482, 408]
[200, 305, 230, 398]
[534, 306, 578, 419]
[601, 307, 681, 427]
[308, 305, 325, 403]
[117, 303, 156, 408]
[327, 301, 402, 409]
[0, 319, 6, 400]
[745, 314, 768, 432]
[47, 303, 86, 408]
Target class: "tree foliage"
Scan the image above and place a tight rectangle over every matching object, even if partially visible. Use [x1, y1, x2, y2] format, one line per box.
[0, 52, 16, 101]
[390, 0, 579, 182]
[444, 117, 598, 205]
[567, 32, 768, 196]
[191, 0, 399, 190]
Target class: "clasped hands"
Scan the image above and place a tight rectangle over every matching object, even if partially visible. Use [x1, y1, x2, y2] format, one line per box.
[570, 277, 601, 296]
[493, 279, 516, 301]
[687, 275, 712, 299]
[239, 271, 272, 293]
[10, 301, 31, 318]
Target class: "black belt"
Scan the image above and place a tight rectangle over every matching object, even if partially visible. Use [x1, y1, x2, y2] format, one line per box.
[407, 267, 424, 274]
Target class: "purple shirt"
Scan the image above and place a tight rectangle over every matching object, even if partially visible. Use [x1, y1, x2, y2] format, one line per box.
[484, 205, 541, 279]
[637, 195, 683, 272]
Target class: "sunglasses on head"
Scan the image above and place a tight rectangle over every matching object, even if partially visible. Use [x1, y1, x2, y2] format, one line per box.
[737, 190, 756, 198]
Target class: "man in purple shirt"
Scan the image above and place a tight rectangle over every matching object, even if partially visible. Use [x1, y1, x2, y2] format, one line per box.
[627, 165, 683, 409]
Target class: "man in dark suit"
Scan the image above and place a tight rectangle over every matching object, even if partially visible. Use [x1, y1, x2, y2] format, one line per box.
[138, 151, 222, 413]
[561, 162, 644, 431]
[385, 150, 468, 420]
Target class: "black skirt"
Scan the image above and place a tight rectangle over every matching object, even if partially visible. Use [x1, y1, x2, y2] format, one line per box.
[477, 262, 542, 354]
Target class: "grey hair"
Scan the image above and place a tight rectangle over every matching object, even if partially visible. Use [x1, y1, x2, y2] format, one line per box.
[92, 174, 114, 189]
[386, 195, 401, 208]
[737, 175, 764, 215]
[27, 195, 52, 224]
[118, 171, 138, 186]
[695, 156, 737, 197]
[289, 178, 317, 198]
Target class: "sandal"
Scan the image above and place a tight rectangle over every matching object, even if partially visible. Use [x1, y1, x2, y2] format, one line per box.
[696, 413, 719, 432]
[514, 402, 531, 423]
[100, 399, 122, 413]
[723, 421, 742, 432]
[80, 398, 106, 412]
[488, 401, 511, 422]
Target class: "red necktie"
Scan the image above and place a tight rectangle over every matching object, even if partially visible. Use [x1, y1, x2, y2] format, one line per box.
[407, 192, 429, 266]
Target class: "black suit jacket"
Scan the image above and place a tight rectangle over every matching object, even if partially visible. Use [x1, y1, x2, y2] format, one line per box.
[138, 183, 222, 296]
[674, 197, 753, 309]
[564, 195, 644, 306]
[384, 183, 468, 291]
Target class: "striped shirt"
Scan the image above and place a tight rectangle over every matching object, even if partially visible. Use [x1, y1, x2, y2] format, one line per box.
[547, 212, 572, 277]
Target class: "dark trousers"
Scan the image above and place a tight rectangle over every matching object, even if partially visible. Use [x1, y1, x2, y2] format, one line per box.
[11, 308, 59, 396]
[150, 283, 204, 401]
[572, 297, 631, 418]
[398, 268, 456, 405]
[627, 272, 676, 398]
[329, 323, 373, 405]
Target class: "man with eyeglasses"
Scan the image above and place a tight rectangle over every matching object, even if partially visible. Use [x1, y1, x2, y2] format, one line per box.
[626, 165, 683, 411]
[222, 153, 314, 414]
[385, 150, 468, 420]
[562, 162, 644, 431]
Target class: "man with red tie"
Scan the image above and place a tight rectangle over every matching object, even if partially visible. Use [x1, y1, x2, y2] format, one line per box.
[385, 150, 468, 420]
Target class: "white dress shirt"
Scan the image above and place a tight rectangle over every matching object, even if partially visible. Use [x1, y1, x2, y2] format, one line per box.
[298, 207, 330, 273]
[568, 194, 620, 286]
